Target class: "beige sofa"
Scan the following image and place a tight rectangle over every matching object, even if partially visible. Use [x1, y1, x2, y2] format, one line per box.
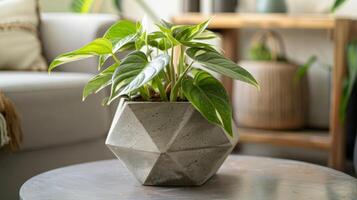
[0, 13, 118, 200]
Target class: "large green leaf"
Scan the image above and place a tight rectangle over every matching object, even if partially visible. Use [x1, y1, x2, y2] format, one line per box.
[156, 24, 180, 46]
[83, 63, 119, 100]
[182, 70, 233, 136]
[110, 51, 148, 97]
[49, 38, 113, 72]
[193, 30, 217, 40]
[98, 20, 138, 68]
[119, 53, 170, 95]
[172, 19, 211, 42]
[108, 51, 169, 102]
[186, 47, 259, 88]
[103, 20, 137, 42]
[182, 41, 217, 52]
[98, 34, 137, 68]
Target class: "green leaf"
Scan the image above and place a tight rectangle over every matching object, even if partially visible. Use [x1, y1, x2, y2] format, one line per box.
[156, 24, 180, 46]
[110, 51, 148, 98]
[340, 41, 357, 120]
[172, 19, 211, 42]
[152, 74, 168, 101]
[135, 31, 147, 50]
[71, 0, 94, 13]
[108, 51, 169, 103]
[186, 47, 259, 88]
[182, 41, 217, 52]
[347, 42, 357, 93]
[113, 34, 137, 52]
[294, 55, 317, 83]
[182, 70, 233, 136]
[331, 0, 346, 12]
[103, 20, 137, 42]
[249, 43, 273, 61]
[193, 30, 217, 40]
[340, 78, 350, 121]
[119, 53, 170, 96]
[99, 34, 137, 69]
[98, 20, 138, 68]
[83, 63, 119, 100]
[148, 31, 173, 50]
[159, 19, 174, 29]
[49, 38, 113, 72]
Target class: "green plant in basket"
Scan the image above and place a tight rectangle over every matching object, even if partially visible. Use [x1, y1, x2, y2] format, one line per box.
[48, 19, 259, 137]
[249, 30, 287, 62]
[248, 30, 318, 83]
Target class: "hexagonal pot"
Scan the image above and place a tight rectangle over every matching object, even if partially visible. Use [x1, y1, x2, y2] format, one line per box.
[105, 101, 239, 186]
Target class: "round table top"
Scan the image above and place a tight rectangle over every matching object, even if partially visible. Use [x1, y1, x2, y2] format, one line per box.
[20, 155, 357, 200]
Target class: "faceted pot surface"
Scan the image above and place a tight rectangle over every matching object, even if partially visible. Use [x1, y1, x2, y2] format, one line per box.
[106, 101, 239, 186]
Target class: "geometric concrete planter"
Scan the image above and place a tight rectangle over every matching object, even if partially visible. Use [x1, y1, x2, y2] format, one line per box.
[106, 101, 239, 186]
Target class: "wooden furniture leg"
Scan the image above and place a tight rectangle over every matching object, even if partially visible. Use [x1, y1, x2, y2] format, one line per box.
[329, 19, 351, 170]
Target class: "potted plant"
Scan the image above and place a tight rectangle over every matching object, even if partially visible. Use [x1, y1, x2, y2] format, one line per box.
[234, 30, 308, 130]
[49, 19, 258, 186]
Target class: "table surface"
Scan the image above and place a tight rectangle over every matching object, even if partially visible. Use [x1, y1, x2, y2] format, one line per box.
[20, 155, 357, 200]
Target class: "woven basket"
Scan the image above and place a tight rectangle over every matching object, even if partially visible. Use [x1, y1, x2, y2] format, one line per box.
[234, 31, 307, 130]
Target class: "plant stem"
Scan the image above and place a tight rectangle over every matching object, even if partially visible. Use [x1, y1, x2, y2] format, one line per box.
[170, 61, 193, 101]
[178, 45, 185, 75]
[164, 50, 171, 82]
[154, 76, 168, 101]
[170, 47, 176, 89]
[139, 86, 149, 101]
[178, 46, 186, 99]
[112, 53, 121, 64]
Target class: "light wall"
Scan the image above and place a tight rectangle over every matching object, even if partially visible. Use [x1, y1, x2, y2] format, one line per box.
[39, 0, 117, 13]
[39, 0, 357, 17]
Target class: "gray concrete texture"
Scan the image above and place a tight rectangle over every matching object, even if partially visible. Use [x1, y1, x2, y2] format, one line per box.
[106, 101, 238, 186]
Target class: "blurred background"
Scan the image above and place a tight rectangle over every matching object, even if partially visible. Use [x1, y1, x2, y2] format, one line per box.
[36, 0, 357, 171]
[35, 0, 357, 169]
[1, 0, 357, 199]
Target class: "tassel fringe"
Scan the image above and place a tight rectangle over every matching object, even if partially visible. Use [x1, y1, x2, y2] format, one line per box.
[0, 92, 22, 151]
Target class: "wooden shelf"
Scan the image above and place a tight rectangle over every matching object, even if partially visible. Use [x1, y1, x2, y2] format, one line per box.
[173, 13, 357, 170]
[173, 13, 342, 30]
[238, 128, 330, 151]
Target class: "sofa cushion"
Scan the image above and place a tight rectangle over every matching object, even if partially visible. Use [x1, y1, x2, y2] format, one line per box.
[0, 72, 112, 151]
[0, 0, 47, 71]
[40, 13, 118, 74]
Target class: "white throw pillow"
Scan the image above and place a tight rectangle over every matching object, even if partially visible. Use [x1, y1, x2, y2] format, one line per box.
[0, 0, 47, 71]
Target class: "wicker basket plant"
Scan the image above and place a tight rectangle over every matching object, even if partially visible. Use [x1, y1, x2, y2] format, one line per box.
[234, 30, 308, 130]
